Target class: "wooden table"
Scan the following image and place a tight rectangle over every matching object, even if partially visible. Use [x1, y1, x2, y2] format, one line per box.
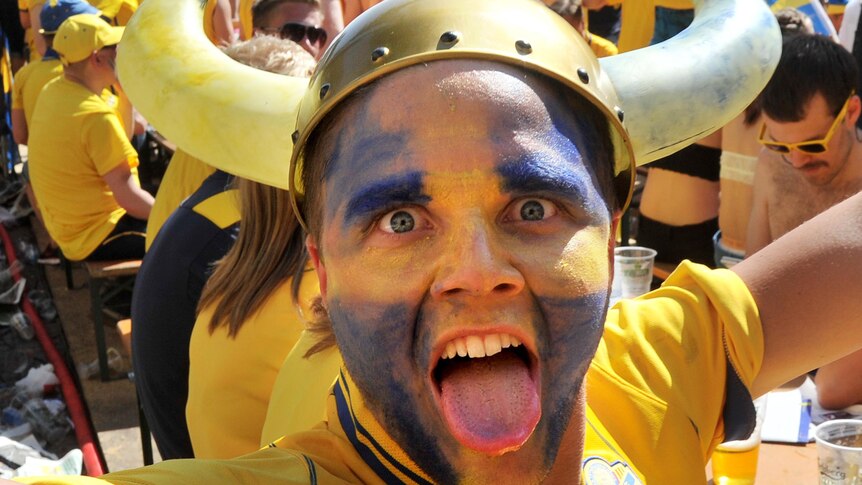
[757, 442, 818, 484]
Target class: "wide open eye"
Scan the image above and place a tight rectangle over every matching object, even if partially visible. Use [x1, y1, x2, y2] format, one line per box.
[378, 209, 417, 233]
[512, 199, 557, 222]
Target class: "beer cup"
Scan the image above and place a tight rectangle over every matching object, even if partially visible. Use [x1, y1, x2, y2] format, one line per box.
[711, 396, 768, 485]
[815, 419, 862, 485]
[612, 246, 657, 299]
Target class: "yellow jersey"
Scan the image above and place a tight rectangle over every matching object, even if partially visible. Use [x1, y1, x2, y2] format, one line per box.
[186, 271, 321, 459]
[145, 150, 215, 250]
[28, 77, 139, 261]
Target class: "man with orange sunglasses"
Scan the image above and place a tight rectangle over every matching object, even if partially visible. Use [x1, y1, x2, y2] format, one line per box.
[748, 33, 862, 411]
[748, 33, 862, 257]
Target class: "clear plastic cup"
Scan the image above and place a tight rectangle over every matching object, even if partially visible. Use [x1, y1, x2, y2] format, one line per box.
[815, 419, 862, 484]
[612, 246, 657, 298]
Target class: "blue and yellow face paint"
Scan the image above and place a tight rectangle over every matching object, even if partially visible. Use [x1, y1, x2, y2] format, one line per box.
[311, 60, 614, 483]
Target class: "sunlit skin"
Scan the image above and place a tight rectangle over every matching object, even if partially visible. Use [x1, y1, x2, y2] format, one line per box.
[254, 2, 324, 59]
[762, 93, 862, 186]
[306, 61, 619, 483]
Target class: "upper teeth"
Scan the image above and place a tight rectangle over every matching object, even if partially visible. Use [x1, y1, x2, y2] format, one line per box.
[441, 333, 522, 360]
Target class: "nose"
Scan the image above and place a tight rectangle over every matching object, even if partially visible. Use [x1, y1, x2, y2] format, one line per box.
[786, 148, 814, 168]
[302, 39, 321, 60]
[430, 220, 525, 299]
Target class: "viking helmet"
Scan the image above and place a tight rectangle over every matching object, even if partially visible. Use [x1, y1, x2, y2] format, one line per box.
[117, 0, 780, 221]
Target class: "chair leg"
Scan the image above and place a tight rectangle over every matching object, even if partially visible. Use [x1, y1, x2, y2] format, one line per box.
[61, 253, 74, 289]
[137, 394, 154, 465]
[90, 277, 110, 381]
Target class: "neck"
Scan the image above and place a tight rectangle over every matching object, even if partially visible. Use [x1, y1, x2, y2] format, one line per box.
[829, 133, 862, 193]
[63, 67, 109, 95]
[542, 388, 586, 484]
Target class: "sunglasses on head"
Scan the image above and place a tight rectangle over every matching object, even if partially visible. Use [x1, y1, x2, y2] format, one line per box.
[262, 22, 328, 47]
[758, 93, 854, 155]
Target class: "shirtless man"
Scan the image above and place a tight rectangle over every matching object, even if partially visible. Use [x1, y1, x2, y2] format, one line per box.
[748, 34, 862, 254]
[748, 34, 862, 409]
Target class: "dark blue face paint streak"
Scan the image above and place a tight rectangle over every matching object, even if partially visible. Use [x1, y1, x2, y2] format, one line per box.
[342, 171, 431, 229]
[496, 155, 608, 218]
[533, 292, 608, 471]
[327, 298, 459, 484]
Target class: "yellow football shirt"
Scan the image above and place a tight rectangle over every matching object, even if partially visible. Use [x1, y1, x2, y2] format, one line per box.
[28, 77, 140, 261]
[188, 271, 321, 459]
[145, 150, 216, 250]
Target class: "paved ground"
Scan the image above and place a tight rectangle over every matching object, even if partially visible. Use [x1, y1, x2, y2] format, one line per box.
[34, 222, 162, 473]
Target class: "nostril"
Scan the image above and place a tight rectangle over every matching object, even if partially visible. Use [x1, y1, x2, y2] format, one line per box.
[494, 283, 519, 294]
[440, 287, 465, 297]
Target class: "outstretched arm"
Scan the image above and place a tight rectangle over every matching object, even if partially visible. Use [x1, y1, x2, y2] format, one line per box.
[736, 191, 862, 396]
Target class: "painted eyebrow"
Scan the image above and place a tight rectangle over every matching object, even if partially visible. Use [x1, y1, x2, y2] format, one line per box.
[343, 171, 431, 226]
[496, 156, 591, 201]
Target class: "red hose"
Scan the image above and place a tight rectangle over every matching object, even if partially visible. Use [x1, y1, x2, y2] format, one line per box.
[0, 225, 106, 476]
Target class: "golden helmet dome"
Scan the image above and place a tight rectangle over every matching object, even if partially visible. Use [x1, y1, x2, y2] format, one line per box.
[117, 0, 781, 218]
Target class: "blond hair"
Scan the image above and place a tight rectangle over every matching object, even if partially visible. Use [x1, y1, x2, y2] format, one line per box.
[197, 35, 316, 337]
[221, 35, 316, 77]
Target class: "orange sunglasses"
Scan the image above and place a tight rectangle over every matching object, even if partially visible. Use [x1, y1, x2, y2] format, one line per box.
[758, 93, 854, 154]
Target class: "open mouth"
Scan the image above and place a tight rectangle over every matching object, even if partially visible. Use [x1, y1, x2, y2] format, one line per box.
[430, 332, 541, 456]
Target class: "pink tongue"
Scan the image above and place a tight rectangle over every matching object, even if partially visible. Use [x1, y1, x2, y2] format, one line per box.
[439, 350, 540, 455]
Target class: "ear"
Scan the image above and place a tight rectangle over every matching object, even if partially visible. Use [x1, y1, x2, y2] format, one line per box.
[306, 234, 327, 300]
[846, 94, 861, 128]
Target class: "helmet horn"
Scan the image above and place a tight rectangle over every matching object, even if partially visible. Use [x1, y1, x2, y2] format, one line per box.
[600, 0, 781, 165]
[116, 0, 307, 189]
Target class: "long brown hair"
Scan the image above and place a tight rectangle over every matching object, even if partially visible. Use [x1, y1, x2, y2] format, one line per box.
[197, 35, 316, 337]
[198, 180, 309, 337]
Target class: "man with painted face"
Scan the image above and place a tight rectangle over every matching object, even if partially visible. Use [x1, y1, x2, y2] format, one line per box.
[10, 0, 862, 483]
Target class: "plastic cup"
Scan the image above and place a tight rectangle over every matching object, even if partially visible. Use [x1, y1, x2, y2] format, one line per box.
[711, 396, 768, 485]
[612, 246, 657, 298]
[815, 419, 862, 484]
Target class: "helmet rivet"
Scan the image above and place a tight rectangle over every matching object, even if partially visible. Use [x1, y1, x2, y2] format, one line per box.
[319, 83, 331, 99]
[291, 130, 299, 144]
[577, 67, 589, 84]
[371, 46, 390, 63]
[515, 40, 532, 55]
[614, 106, 624, 122]
[438, 31, 461, 48]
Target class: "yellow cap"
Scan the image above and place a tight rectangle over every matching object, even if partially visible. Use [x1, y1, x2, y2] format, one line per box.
[54, 13, 124, 65]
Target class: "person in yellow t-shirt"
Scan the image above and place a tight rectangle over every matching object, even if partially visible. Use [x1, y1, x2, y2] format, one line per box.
[186, 180, 320, 459]
[11, 0, 100, 144]
[11, 0, 862, 484]
[27, 14, 153, 261]
[12, 0, 102, 251]
[132, 36, 316, 460]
